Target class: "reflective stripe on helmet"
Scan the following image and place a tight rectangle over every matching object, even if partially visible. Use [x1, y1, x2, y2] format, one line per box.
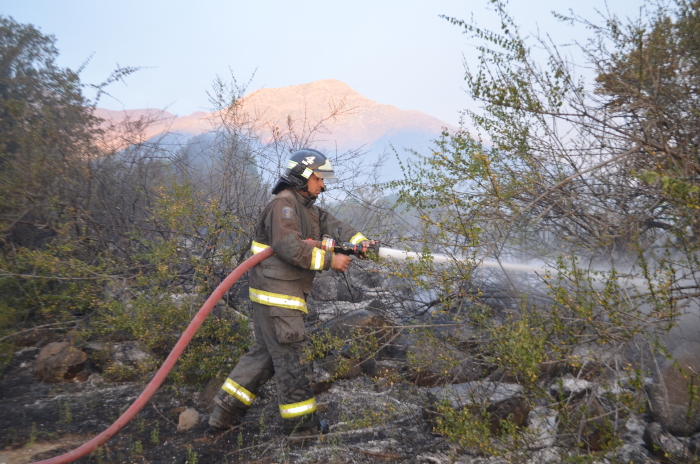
[249, 288, 308, 313]
[286, 161, 312, 179]
[316, 158, 333, 172]
[251, 241, 270, 255]
[222, 378, 256, 406]
[279, 397, 317, 418]
[349, 233, 369, 245]
[310, 247, 326, 270]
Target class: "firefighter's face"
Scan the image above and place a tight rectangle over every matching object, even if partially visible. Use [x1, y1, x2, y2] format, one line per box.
[305, 173, 325, 197]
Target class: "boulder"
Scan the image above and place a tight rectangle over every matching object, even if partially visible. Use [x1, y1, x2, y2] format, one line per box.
[362, 359, 402, 379]
[316, 352, 363, 380]
[569, 343, 618, 379]
[316, 309, 397, 362]
[610, 444, 656, 464]
[528, 407, 558, 448]
[427, 381, 523, 410]
[320, 309, 393, 340]
[549, 374, 592, 399]
[425, 313, 480, 349]
[686, 430, 700, 456]
[177, 408, 200, 432]
[107, 341, 154, 365]
[558, 393, 619, 451]
[84, 340, 154, 370]
[643, 422, 690, 460]
[34, 342, 87, 382]
[311, 361, 334, 394]
[16, 328, 56, 347]
[425, 381, 529, 434]
[311, 271, 364, 302]
[404, 333, 485, 387]
[646, 341, 700, 435]
[622, 414, 647, 447]
[310, 272, 340, 301]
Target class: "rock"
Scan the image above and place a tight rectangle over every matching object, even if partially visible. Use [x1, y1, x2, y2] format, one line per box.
[16, 328, 56, 347]
[622, 414, 647, 447]
[376, 333, 411, 362]
[570, 343, 617, 379]
[610, 444, 656, 464]
[425, 381, 529, 434]
[526, 448, 562, 463]
[108, 341, 153, 364]
[405, 333, 484, 387]
[88, 373, 104, 385]
[528, 407, 558, 448]
[34, 342, 87, 382]
[84, 340, 154, 377]
[177, 408, 200, 432]
[311, 361, 334, 394]
[643, 422, 689, 460]
[549, 374, 592, 399]
[315, 309, 397, 365]
[428, 381, 523, 409]
[425, 313, 479, 349]
[316, 353, 363, 380]
[320, 309, 393, 341]
[311, 271, 363, 302]
[310, 272, 340, 302]
[362, 359, 402, 379]
[646, 341, 700, 435]
[353, 266, 385, 289]
[560, 394, 614, 451]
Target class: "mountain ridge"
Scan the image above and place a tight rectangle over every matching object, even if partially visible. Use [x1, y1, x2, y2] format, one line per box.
[95, 79, 453, 158]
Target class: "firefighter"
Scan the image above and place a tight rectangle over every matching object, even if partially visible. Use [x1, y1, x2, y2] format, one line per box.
[208, 148, 373, 436]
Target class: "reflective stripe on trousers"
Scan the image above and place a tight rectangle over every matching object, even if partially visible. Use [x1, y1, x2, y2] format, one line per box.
[279, 397, 317, 418]
[221, 378, 256, 406]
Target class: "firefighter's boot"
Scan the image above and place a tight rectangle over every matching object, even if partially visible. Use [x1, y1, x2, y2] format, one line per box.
[207, 404, 241, 435]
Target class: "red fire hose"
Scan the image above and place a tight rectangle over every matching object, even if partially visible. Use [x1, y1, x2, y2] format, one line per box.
[32, 247, 274, 464]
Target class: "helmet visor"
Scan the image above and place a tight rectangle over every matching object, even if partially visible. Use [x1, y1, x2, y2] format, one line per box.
[314, 170, 338, 183]
[314, 158, 338, 183]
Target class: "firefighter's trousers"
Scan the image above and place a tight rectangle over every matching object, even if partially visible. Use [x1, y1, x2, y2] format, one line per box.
[213, 302, 318, 433]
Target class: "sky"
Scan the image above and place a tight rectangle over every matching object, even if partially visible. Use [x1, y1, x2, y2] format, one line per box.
[1, 0, 646, 127]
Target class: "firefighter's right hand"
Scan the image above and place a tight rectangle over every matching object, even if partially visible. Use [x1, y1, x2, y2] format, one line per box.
[330, 253, 351, 272]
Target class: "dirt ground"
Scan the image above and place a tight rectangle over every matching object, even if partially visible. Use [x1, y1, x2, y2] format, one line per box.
[1, 346, 447, 464]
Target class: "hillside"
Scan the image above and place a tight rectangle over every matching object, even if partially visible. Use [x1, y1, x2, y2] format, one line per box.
[94, 79, 453, 161]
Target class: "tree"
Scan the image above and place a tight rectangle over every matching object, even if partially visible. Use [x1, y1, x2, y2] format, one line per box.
[0, 16, 99, 247]
[392, 0, 700, 456]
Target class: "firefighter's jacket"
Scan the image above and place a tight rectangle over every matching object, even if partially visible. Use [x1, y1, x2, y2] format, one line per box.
[249, 187, 368, 313]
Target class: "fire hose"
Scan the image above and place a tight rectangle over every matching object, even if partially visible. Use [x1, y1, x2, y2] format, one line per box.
[29, 239, 581, 464]
[31, 246, 274, 464]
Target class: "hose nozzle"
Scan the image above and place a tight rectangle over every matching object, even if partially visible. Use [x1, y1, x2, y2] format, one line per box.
[319, 237, 377, 259]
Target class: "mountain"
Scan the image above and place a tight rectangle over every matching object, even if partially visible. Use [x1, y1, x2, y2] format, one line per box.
[94, 79, 455, 177]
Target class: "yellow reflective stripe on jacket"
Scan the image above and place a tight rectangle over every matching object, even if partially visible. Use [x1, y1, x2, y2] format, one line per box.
[249, 288, 308, 313]
[251, 241, 270, 255]
[310, 247, 326, 270]
[279, 397, 317, 418]
[222, 378, 256, 406]
[349, 232, 368, 245]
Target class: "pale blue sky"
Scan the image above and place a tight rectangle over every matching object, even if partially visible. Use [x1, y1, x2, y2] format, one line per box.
[1, 0, 645, 126]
